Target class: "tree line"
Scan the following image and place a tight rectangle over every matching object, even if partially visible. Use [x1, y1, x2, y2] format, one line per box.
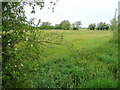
[35, 19, 116, 30]
[38, 20, 82, 30]
[88, 22, 109, 30]
[88, 18, 117, 30]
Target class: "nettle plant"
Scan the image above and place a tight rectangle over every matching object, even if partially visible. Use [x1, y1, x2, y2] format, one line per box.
[2, 1, 63, 88]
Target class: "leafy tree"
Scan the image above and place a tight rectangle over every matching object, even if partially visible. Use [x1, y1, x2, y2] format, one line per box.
[2, 1, 59, 60]
[72, 21, 82, 30]
[41, 21, 51, 26]
[39, 21, 51, 29]
[97, 22, 109, 30]
[104, 24, 109, 30]
[2, 1, 61, 88]
[97, 22, 104, 30]
[88, 23, 96, 30]
[110, 18, 117, 30]
[60, 20, 71, 30]
[2, 2, 43, 88]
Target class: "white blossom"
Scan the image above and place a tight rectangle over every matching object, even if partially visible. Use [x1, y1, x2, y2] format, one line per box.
[23, 30, 26, 33]
[8, 40, 10, 42]
[26, 37, 28, 41]
[4, 7, 7, 11]
[31, 44, 33, 46]
[8, 43, 10, 46]
[15, 48, 18, 50]
[0, 35, 1, 38]
[21, 63, 24, 67]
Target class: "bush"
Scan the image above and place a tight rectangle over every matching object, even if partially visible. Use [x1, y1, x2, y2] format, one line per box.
[73, 27, 78, 30]
[3, 41, 114, 88]
[72, 21, 82, 30]
[17, 57, 111, 88]
[97, 22, 109, 30]
[59, 20, 71, 30]
[88, 23, 96, 30]
[2, 30, 64, 88]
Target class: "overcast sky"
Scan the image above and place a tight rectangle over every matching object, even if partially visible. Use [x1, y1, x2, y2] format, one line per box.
[24, 0, 119, 27]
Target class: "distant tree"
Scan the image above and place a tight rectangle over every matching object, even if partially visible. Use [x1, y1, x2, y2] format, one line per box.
[104, 24, 109, 30]
[40, 21, 51, 29]
[88, 23, 96, 30]
[60, 20, 71, 30]
[50, 25, 55, 29]
[72, 21, 82, 30]
[110, 18, 117, 30]
[41, 21, 51, 26]
[97, 22, 104, 30]
[97, 22, 109, 30]
[54, 24, 61, 29]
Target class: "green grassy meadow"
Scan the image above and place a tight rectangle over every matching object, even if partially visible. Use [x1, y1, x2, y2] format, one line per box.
[43, 30, 114, 60]
[3, 29, 118, 88]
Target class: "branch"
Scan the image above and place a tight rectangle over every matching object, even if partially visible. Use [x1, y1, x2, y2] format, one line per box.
[37, 41, 63, 45]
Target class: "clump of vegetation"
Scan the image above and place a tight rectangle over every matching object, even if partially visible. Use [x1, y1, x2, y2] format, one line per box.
[59, 20, 71, 30]
[110, 17, 117, 30]
[72, 21, 82, 30]
[2, 30, 64, 88]
[88, 22, 109, 30]
[88, 23, 96, 30]
[81, 77, 118, 88]
[3, 31, 118, 88]
[96, 22, 109, 30]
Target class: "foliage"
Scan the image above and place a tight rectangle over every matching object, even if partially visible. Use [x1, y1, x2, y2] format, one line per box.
[94, 42, 118, 78]
[39, 21, 61, 30]
[109, 24, 118, 43]
[72, 21, 82, 30]
[2, 1, 61, 88]
[59, 20, 71, 30]
[81, 77, 118, 88]
[54, 24, 61, 29]
[41, 22, 51, 26]
[3, 43, 115, 88]
[3, 29, 118, 88]
[2, 1, 59, 51]
[3, 30, 64, 88]
[110, 17, 117, 30]
[97, 22, 109, 30]
[2, 1, 45, 60]
[88, 23, 96, 30]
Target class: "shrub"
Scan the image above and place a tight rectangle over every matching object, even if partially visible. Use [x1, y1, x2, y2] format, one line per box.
[88, 23, 96, 30]
[2, 30, 64, 88]
[97, 22, 109, 30]
[59, 20, 71, 30]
